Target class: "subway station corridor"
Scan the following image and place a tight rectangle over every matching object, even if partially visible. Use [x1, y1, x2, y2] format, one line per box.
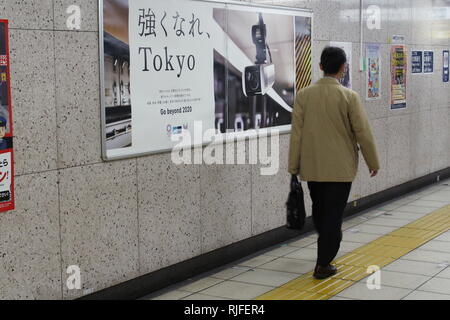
[0, 0, 449, 304]
[143, 178, 450, 300]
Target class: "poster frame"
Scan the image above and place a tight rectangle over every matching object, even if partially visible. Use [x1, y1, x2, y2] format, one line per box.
[443, 50, 449, 83]
[423, 50, 434, 74]
[365, 43, 381, 101]
[0, 19, 15, 212]
[390, 44, 407, 110]
[411, 49, 423, 75]
[98, 0, 313, 161]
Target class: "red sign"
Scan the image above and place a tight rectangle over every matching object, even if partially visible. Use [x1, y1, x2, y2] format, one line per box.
[0, 20, 14, 212]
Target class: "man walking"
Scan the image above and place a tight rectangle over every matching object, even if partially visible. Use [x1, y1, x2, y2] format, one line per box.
[288, 47, 380, 279]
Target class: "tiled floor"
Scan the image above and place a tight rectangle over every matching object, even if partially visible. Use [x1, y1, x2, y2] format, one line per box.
[141, 178, 450, 300]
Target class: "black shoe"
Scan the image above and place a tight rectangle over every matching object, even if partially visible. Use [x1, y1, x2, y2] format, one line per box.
[313, 264, 337, 279]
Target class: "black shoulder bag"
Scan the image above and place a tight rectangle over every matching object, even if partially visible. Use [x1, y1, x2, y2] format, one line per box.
[286, 174, 306, 230]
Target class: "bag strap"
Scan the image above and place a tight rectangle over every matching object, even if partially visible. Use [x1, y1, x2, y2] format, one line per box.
[290, 174, 299, 190]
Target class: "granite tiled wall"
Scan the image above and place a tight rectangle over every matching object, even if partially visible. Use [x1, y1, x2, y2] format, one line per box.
[0, 0, 448, 299]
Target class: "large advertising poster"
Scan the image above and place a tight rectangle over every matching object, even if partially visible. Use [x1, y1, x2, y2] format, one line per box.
[390, 44, 407, 110]
[0, 20, 14, 212]
[100, 0, 312, 160]
[365, 43, 380, 101]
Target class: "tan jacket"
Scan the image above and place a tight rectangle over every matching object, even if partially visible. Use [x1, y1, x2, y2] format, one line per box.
[288, 77, 380, 182]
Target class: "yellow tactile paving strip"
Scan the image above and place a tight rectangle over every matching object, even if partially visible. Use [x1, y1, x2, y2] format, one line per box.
[256, 204, 450, 300]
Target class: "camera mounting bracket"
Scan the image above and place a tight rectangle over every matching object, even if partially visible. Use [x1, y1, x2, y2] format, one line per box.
[252, 13, 268, 65]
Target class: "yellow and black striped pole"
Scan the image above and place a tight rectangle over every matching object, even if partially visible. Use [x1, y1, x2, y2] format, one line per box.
[295, 34, 312, 93]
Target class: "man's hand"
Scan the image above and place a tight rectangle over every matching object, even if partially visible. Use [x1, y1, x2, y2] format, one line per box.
[370, 169, 378, 177]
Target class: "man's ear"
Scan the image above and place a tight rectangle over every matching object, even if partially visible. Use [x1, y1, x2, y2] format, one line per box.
[319, 63, 324, 71]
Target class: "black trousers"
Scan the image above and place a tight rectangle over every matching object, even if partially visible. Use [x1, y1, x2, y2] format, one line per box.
[307, 181, 352, 267]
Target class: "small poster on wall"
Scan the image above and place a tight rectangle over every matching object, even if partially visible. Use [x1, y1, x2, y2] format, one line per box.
[391, 35, 405, 44]
[444, 50, 449, 83]
[411, 50, 423, 74]
[365, 43, 381, 101]
[330, 41, 352, 89]
[0, 20, 14, 212]
[390, 44, 407, 110]
[423, 51, 434, 73]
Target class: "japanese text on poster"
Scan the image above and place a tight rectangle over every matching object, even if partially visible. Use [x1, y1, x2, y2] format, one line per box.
[411, 50, 423, 74]
[423, 51, 434, 73]
[0, 20, 14, 212]
[390, 44, 407, 110]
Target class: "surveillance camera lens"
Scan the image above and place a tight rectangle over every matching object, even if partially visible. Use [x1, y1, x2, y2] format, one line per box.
[247, 72, 259, 91]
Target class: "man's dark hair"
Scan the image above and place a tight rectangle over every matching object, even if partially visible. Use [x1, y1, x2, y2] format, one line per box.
[320, 46, 347, 75]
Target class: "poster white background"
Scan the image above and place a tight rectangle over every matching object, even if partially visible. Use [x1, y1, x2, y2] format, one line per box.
[119, 0, 220, 158]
